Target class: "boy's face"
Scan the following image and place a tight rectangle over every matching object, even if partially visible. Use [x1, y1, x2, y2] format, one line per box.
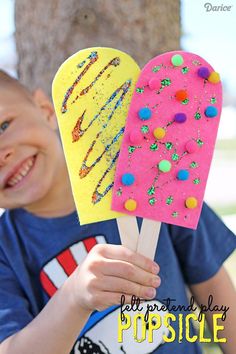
[0, 87, 65, 210]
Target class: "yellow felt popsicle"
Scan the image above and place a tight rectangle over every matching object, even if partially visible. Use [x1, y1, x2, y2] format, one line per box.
[52, 48, 140, 224]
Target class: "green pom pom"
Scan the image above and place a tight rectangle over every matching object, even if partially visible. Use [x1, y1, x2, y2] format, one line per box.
[171, 54, 184, 67]
[158, 160, 172, 173]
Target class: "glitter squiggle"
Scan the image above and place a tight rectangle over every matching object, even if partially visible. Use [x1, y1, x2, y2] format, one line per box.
[61, 52, 121, 113]
[62, 51, 133, 205]
[61, 51, 98, 113]
[92, 151, 120, 204]
[80, 57, 120, 96]
[72, 80, 131, 142]
[79, 127, 124, 179]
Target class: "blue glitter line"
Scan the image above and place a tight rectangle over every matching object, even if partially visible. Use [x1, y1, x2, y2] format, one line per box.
[80, 127, 124, 178]
[92, 151, 120, 204]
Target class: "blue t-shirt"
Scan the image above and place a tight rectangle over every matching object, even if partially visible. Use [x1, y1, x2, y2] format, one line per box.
[0, 203, 235, 353]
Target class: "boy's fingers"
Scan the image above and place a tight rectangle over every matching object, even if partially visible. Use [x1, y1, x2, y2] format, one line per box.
[95, 244, 159, 274]
[97, 275, 157, 299]
[102, 259, 161, 288]
[94, 291, 154, 311]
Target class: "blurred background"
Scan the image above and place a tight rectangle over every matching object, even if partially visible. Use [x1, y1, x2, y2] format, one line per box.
[0, 1, 235, 352]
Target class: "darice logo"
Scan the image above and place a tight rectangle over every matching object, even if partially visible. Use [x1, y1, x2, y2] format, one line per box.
[204, 2, 233, 11]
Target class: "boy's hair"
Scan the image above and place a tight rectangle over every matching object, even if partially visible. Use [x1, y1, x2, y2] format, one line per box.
[0, 70, 33, 102]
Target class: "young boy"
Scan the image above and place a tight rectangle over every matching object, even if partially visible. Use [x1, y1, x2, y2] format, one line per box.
[0, 70, 235, 354]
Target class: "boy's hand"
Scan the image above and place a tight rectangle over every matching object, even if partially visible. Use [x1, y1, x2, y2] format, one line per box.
[68, 244, 161, 313]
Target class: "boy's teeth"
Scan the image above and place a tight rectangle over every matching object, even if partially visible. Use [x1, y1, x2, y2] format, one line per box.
[21, 168, 29, 176]
[7, 157, 34, 187]
[8, 179, 17, 186]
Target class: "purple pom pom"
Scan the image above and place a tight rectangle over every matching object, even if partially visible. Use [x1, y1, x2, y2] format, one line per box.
[198, 67, 210, 79]
[174, 113, 187, 123]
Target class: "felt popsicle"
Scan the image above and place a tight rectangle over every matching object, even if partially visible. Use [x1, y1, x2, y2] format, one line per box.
[52, 48, 140, 230]
[112, 51, 222, 257]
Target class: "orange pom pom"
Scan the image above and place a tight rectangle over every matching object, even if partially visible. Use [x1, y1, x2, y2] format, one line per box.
[175, 90, 188, 101]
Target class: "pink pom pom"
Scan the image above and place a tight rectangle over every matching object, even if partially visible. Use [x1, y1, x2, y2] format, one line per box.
[148, 78, 159, 90]
[186, 140, 198, 154]
[129, 131, 143, 144]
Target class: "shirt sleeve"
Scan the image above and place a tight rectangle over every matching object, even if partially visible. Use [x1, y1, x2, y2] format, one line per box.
[0, 247, 33, 343]
[169, 202, 236, 285]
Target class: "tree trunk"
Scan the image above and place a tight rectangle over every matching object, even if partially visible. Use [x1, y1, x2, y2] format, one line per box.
[15, 0, 180, 96]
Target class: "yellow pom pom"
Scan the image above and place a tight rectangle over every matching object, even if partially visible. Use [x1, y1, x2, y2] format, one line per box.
[124, 199, 137, 211]
[185, 197, 198, 209]
[153, 127, 166, 139]
[208, 71, 220, 84]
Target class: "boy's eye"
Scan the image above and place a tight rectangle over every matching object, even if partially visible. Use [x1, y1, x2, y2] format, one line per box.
[0, 121, 10, 135]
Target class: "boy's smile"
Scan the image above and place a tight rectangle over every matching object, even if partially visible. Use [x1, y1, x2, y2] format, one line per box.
[0, 87, 75, 216]
[3, 155, 36, 189]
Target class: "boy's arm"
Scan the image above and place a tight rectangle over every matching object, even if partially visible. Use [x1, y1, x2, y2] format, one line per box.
[189, 266, 236, 354]
[0, 277, 91, 354]
[0, 244, 160, 354]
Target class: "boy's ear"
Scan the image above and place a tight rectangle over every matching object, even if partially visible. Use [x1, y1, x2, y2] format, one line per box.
[33, 89, 58, 129]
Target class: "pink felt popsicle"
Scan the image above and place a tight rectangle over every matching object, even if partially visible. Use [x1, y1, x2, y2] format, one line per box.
[112, 51, 222, 246]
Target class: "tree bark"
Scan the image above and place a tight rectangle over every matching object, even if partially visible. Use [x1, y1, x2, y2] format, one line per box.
[15, 0, 180, 96]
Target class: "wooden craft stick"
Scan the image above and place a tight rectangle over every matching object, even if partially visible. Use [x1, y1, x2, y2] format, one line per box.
[137, 219, 161, 260]
[116, 216, 139, 252]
